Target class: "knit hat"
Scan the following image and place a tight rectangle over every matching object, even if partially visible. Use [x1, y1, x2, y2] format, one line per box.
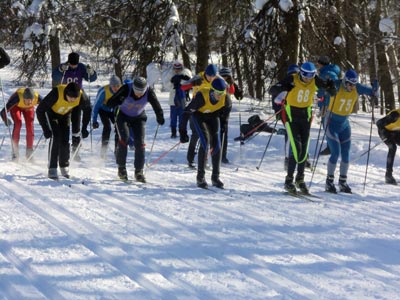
[132, 77, 147, 94]
[211, 77, 227, 92]
[23, 87, 34, 99]
[317, 55, 330, 66]
[109, 75, 121, 87]
[205, 64, 217, 77]
[219, 67, 232, 77]
[173, 61, 183, 70]
[68, 52, 80, 65]
[65, 82, 81, 98]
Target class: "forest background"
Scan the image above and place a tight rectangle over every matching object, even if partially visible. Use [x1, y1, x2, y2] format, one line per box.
[0, 0, 399, 115]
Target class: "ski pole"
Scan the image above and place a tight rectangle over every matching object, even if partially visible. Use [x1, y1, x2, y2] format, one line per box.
[350, 140, 384, 163]
[26, 133, 44, 162]
[0, 76, 14, 159]
[146, 124, 159, 166]
[363, 109, 375, 192]
[256, 118, 278, 170]
[147, 140, 181, 168]
[0, 134, 5, 151]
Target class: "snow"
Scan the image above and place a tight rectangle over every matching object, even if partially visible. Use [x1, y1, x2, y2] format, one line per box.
[1, 62, 400, 300]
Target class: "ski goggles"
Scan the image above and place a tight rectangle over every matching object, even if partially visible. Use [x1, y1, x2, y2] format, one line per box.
[300, 69, 316, 79]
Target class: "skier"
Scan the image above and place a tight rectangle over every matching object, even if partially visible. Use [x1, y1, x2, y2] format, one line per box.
[324, 69, 377, 193]
[270, 61, 336, 195]
[52, 52, 97, 161]
[179, 77, 232, 189]
[182, 64, 218, 168]
[0, 47, 10, 69]
[1, 87, 42, 161]
[36, 82, 91, 179]
[168, 61, 191, 138]
[316, 55, 341, 156]
[107, 77, 164, 183]
[92, 75, 122, 158]
[376, 107, 400, 185]
[218, 67, 241, 164]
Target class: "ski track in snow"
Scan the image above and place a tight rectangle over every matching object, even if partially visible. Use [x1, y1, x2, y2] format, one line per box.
[1, 68, 400, 299]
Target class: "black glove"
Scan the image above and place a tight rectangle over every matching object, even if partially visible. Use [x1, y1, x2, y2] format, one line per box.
[81, 128, 89, 138]
[192, 77, 203, 86]
[43, 129, 52, 139]
[157, 115, 165, 125]
[59, 63, 68, 72]
[4, 117, 12, 127]
[179, 129, 189, 143]
[326, 79, 336, 96]
[225, 76, 234, 85]
[92, 121, 99, 129]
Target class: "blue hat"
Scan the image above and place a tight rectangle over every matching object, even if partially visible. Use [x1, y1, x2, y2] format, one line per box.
[109, 75, 121, 87]
[219, 67, 232, 77]
[300, 62, 317, 79]
[344, 69, 358, 85]
[211, 77, 227, 92]
[205, 64, 217, 76]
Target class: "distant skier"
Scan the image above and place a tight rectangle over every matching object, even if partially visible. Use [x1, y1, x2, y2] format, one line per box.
[92, 75, 122, 158]
[1, 87, 42, 161]
[270, 61, 336, 195]
[323, 69, 377, 193]
[36, 82, 91, 179]
[376, 107, 400, 185]
[180, 77, 232, 189]
[52, 52, 97, 161]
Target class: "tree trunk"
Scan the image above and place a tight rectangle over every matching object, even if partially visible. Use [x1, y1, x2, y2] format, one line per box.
[196, 0, 210, 73]
[49, 29, 61, 87]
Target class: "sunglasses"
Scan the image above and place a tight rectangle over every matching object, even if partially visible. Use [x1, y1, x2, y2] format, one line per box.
[345, 81, 356, 86]
[212, 89, 226, 96]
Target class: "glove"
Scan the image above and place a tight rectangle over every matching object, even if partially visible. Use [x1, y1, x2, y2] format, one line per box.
[86, 64, 94, 76]
[192, 76, 203, 86]
[81, 128, 89, 138]
[277, 128, 286, 135]
[157, 115, 165, 125]
[92, 121, 99, 129]
[43, 129, 52, 139]
[225, 76, 234, 85]
[179, 128, 189, 143]
[59, 63, 68, 72]
[326, 79, 336, 96]
[4, 117, 12, 127]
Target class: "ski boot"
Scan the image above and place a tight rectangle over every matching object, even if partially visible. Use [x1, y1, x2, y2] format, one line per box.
[320, 146, 331, 156]
[171, 128, 177, 138]
[221, 157, 230, 164]
[385, 173, 397, 185]
[60, 167, 70, 178]
[211, 175, 224, 189]
[135, 169, 146, 183]
[284, 175, 297, 194]
[197, 176, 208, 189]
[338, 175, 352, 193]
[295, 175, 309, 195]
[325, 175, 337, 193]
[118, 166, 128, 181]
[48, 168, 58, 180]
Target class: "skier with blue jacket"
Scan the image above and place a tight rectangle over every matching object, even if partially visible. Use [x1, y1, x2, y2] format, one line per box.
[324, 69, 377, 193]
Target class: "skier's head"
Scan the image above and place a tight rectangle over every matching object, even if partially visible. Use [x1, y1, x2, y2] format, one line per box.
[22, 87, 35, 106]
[205, 64, 218, 81]
[109, 75, 121, 93]
[299, 62, 317, 83]
[64, 82, 81, 101]
[173, 61, 183, 72]
[68, 52, 80, 65]
[132, 76, 147, 96]
[317, 55, 330, 66]
[343, 69, 358, 91]
[287, 64, 300, 75]
[219, 67, 232, 78]
[210, 77, 227, 102]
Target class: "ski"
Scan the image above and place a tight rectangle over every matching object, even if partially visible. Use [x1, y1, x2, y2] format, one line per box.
[283, 191, 322, 203]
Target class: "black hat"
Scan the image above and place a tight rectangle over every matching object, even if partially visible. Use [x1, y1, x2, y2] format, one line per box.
[132, 77, 147, 94]
[23, 87, 35, 99]
[317, 55, 330, 66]
[68, 52, 80, 65]
[65, 82, 80, 98]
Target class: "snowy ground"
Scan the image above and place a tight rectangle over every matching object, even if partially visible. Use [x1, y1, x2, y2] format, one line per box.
[0, 65, 400, 300]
